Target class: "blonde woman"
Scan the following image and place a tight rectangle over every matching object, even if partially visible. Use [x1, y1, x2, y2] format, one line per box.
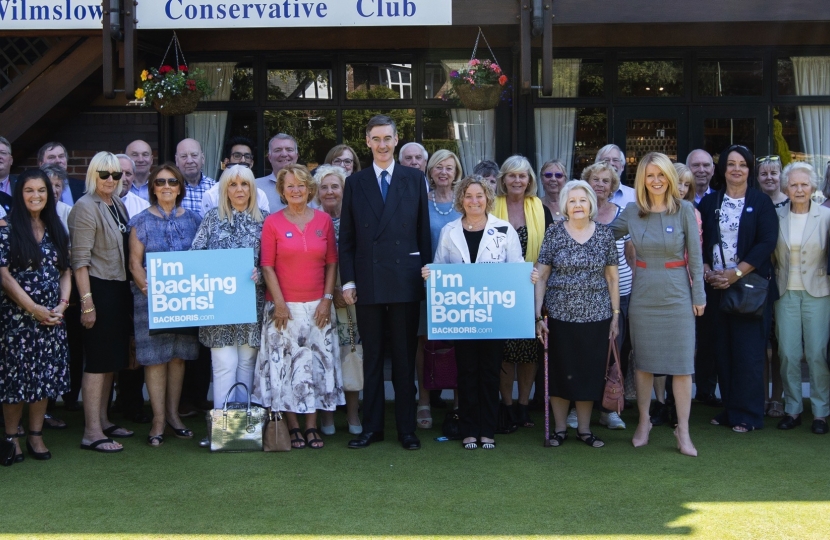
[610, 152, 705, 456]
[493, 156, 553, 431]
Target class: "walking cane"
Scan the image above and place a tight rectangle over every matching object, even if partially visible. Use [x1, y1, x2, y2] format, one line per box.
[543, 316, 551, 447]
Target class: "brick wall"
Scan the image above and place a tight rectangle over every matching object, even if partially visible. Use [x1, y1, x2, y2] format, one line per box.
[19, 111, 159, 176]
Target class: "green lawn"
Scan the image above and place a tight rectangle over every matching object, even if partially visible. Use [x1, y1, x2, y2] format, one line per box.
[3, 403, 830, 539]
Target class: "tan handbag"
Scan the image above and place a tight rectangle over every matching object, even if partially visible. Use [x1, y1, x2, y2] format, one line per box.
[207, 383, 266, 452]
[262, 409, 291, 452]
[341, 310, 364, 391]
[602, 340, 625, 414]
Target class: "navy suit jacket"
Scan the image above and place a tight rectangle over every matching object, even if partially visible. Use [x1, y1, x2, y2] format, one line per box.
[339, 164, 432, 305]
[698, 187, 779, 301]
[67, 177, 86, 204]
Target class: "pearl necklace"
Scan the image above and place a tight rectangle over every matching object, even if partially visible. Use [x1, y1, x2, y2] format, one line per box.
[430, 193, 453, 216]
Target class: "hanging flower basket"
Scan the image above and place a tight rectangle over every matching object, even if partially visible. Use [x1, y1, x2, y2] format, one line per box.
[454, 83, 504, 111]
[153, 90, 204, 116]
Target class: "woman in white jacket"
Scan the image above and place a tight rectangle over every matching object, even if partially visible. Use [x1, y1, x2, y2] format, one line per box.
[422, 175, 536, 449]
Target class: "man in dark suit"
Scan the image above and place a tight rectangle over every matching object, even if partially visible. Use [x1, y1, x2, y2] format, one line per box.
[0, 136, 16, 215]
[339, 115, 432, 450]
[38, 142, 86, 204]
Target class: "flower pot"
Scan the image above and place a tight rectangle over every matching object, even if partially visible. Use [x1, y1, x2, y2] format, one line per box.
[153, 90, 203, 116]
[455, 84, 503, 110]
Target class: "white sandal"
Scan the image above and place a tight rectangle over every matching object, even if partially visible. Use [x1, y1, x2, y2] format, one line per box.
[416, 405, 433, 429]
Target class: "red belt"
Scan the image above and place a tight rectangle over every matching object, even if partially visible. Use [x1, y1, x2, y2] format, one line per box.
[635, 260, 686, 269]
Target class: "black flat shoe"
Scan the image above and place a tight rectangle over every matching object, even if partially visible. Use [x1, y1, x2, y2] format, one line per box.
[399, 433, 421, 450]
[812, 419, 828, 434]
[348, 431, 384, 449]
[103, 425, 135, 438]
[695, 393, 723, 407]
[25, 430, 51, 460]
[777, 415, 802, 430]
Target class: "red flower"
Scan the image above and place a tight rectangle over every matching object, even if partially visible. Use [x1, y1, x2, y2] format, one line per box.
[179, 65, 188, 73]
[159, 65, 173, 75]
[498, 75, 508, 86]
[185, 79, 197, 91]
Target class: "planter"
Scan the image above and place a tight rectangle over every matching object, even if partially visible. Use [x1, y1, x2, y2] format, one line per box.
[455, 84, 502, 111]
[153, 91, 203, 116]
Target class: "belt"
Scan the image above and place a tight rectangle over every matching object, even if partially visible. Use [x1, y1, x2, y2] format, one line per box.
[635, 260, 686, 269]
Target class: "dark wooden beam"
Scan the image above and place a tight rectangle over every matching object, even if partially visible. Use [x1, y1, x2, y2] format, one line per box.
[541, 0, 552, 96]
[519, 0, 531, 93]
[0, 37, 103, 142]
[0, 38, 77, 109]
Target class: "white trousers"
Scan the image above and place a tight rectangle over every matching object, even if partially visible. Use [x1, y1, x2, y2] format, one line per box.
[211, 345, 258, 408]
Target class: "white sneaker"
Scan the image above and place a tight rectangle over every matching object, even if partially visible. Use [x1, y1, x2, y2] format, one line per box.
[566, 408, 578, 429]
[600, 411, 626, 430]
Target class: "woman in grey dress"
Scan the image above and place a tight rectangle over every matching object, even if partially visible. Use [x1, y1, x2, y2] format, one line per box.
[610, 152, 705, 457]
[129, 164, 202, 447]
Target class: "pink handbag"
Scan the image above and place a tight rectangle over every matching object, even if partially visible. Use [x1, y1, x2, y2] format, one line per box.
[422, 340, 457, 390]
[602, 340, 625, 414]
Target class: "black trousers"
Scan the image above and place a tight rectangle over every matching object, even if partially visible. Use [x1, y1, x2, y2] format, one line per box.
[695, 297, 719, 396]
[182, 345, 212, 407]
[355, 302, 420, 435]
[455, 339, 503, 439]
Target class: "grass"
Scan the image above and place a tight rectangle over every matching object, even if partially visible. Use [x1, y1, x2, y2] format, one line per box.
[3, 402, 830, 539]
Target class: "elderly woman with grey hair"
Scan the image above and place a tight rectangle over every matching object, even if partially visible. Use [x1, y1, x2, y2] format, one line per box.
[772, 162, 830, 435]
[40, 164, 71, 232]
[473, 160, 500, 192]
[493, 155, 553, 431]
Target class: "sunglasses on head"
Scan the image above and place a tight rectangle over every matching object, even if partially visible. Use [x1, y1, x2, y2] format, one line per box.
[756, 155, 780, 163]
[543, 172, 566, 179]
[97, 171, 123, 180]
[154, 177, 180, 187]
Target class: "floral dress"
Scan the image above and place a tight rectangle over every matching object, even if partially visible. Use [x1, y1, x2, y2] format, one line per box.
[191, 207, 268, 348]
[503, 226, 542, 364]
[0, 227, 69, 403]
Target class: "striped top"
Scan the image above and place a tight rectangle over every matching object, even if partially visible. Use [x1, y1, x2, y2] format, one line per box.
[613, 204, 633, 296]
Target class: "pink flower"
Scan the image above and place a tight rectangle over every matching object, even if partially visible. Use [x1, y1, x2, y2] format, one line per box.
[492, 64, 501, 74]
[469, 59, 480, 66]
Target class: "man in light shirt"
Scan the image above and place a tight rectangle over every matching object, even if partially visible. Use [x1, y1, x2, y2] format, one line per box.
[686, 149, 715, 204]
[596, 144, 636, 207]
[125, 140, 155, 201]
[255, 133, 298, 212]
[117, 154, 150, 218]
[175, 138, 215, 216]
[201, 136, 270, 215]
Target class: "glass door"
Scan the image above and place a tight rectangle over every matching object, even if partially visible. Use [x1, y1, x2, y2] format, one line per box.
[614, 107, 688, 187]
[689, 105, 769, 161]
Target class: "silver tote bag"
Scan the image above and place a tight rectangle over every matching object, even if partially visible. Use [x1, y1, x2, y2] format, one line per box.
[208, 382, 266, 452]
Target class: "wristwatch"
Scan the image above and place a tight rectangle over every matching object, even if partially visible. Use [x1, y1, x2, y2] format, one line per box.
[734, 268, 743, 278]
[323, 293, 334, 300]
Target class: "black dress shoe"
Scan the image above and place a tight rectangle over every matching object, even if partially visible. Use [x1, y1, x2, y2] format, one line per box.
[695, 393, 723, 407]
[812, 419, 828, 434]
[777, 415, 802, 430]
[348, 431, 384, 449]
[399, 433, 421, 450]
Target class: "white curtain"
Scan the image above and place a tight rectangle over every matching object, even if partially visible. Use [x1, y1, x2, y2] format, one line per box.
[792, 57, 830, 183]
[451, 109, 496, 176]
[185, 62, 236, 180]
[534, 59, 580, 197]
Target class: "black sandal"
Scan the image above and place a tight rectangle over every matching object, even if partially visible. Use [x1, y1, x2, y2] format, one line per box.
[147, 434, 164, 447]
[549, 430, 568, 447]
[43, 414, 67, 430]
[463, 438, 478, 450]
[480, 439, 495, 450]
[4, 432, 23, 464]
[166, 421, 193, 439]
[577, 431, 605, 448]
[289, 428, 306, 449]
[304, 428, 324, 449]
[26, 430, 51, 460]
[515, 403, 535, 428]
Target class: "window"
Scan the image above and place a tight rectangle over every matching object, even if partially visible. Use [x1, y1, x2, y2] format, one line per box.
[536, 58, 604, 98]
[697, 59, 763, 96]
[262, 109, 336, 170]
[618, 59, 684, 97]
[535, 108, 607, 181]
[346, 62, 413, 100]
[266, 65, 333, 100]
[778, 56, 830, 96]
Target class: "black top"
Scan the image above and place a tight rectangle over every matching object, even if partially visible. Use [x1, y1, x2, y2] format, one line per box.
[463, 228, 485, 263]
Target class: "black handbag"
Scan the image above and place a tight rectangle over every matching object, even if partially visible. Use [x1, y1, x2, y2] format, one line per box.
[714, 192, 769, 319]
[442, 410, 461, 440]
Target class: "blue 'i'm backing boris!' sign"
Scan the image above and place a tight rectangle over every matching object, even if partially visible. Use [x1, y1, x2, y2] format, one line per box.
[426, 263, 535, 340]
[146, 248, 257, 329]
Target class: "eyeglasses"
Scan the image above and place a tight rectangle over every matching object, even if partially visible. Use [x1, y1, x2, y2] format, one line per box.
[543, 172, 566, 179]
[97, 171, 123, 180]
[230, 152, 254, 162]
[756, 155, 780, 163]
[154, 177, 181, 187]
[332, 158, 354, 166]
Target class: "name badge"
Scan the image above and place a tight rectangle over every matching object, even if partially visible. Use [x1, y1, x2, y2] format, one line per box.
[487, 229, 495, 235]
[666, 226, 674, 233]
[746, 207, 754, 213]
[286, 232, 293, 238]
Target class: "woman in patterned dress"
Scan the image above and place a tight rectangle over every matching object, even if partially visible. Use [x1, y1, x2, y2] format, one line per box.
[0, 169, 71, 463]
[253, 164, 343, 450]
[535, 180, 619, 448]
[191, 165, 267, 416]
[129, 164, 202, 447]
[493, 156, 553, 431]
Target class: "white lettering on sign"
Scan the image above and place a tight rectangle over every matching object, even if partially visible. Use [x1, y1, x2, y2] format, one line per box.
[147, 256, 238, 313]
[428, 268, 517, 324]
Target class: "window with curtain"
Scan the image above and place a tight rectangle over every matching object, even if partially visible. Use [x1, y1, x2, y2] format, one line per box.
[185, 62, 237, 180]
[792, 57, 830, 180]
[534, 59, 580, 196]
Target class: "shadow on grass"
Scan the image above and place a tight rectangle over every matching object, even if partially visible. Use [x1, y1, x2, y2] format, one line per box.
[4, 404, 830, 537]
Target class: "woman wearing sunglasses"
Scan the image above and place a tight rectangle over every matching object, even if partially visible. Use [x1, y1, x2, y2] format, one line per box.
[128, 164, 202, 447]
[540, 160, 568, 221]
[68, 152, 134, 453]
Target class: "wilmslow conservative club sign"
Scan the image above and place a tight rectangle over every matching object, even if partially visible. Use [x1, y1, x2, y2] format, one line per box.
[0, 0, 452, 29]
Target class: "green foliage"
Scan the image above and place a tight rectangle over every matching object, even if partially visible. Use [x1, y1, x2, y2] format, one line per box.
[263, 109, 336, 166]
[230, 68, 253, 101]
[618, 60, 683, 97]
[423, 139, 459, 156]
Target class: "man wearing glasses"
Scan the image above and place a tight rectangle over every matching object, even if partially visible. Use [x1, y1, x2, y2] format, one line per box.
[200, 136, 270, 215]
[595, 144, 636, 207]
[255, 133, 299, 212]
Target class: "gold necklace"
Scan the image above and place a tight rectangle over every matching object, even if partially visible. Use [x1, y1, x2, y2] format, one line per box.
[464, 217, 487, 230]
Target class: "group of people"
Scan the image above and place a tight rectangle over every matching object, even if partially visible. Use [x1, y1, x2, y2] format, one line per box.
[1, 116, 828, 464]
